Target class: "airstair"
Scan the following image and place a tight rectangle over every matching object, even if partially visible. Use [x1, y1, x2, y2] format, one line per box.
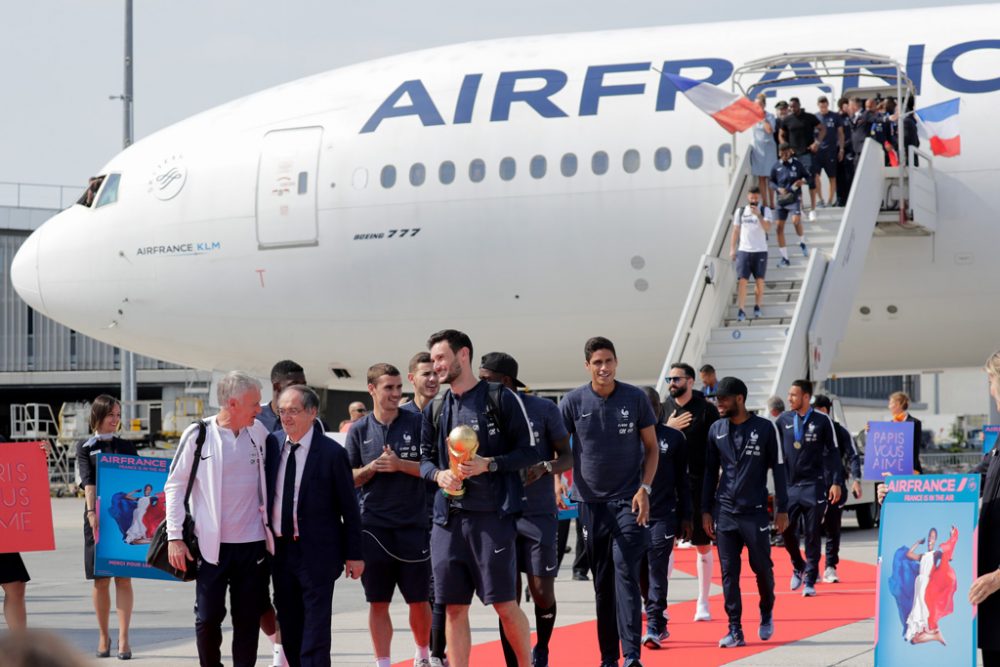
[658, 138, 937, 410]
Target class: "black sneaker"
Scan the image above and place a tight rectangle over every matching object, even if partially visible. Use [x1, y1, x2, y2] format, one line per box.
[719, 626, 746, 648]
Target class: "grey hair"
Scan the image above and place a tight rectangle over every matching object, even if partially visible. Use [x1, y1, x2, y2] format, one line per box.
[217, 371, 262, 405]
[279, 384, 320, 411]
[767, 395, 785, 413]
[986, 350, 1000, 382]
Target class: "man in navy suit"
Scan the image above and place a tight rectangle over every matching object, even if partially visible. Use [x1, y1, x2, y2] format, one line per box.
[266, 385, 364, 667]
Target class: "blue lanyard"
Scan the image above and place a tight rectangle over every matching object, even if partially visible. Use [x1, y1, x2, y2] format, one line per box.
[794, 408, 813, 443]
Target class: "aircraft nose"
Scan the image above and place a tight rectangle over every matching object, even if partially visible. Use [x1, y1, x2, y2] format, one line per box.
[11, 226, 46, 314]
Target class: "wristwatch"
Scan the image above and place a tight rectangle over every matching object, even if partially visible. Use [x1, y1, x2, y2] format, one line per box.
[640, 483, 653, 496]
[487, 458, 499, 473]
[542, 460, 553, 474]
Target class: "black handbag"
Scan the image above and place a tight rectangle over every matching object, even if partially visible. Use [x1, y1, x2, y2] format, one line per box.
[777, 190, 798, 207]
[146, 421, 207, 581]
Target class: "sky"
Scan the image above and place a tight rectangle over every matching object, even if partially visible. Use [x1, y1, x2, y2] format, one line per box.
[1, 0, 990, 195]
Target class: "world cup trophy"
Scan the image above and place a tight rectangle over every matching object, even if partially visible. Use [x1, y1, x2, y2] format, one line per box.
[445, 424, 479, 499]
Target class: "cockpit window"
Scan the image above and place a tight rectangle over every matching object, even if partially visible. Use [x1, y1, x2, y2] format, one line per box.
[77, 175, 106, 208]
[95, 173, 121, 208]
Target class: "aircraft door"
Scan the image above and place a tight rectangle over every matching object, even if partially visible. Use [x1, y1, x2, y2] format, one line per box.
[256, 127, 322, 248]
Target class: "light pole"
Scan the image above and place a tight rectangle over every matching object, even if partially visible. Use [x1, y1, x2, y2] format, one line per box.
[115, 0, 137, 425]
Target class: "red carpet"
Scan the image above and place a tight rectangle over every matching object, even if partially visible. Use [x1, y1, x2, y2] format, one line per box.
[395, 547, 876, 666]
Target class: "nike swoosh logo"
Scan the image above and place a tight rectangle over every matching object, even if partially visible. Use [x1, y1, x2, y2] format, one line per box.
[363, 439, 374, 444]
[256, 557, 265, 565]
[716, 434, 726, 439]
[580, 413, 593, 419]
[421, 549, 429, 554]
[759, 526, 769, 532]
[785, 424, 794, 429]
[494, 547, 506, 554]
[200, 455, 212, 460]
[545, 564, 557, 571]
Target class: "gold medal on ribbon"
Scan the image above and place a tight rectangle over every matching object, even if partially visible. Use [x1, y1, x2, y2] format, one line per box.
[793, 441, 802, 450]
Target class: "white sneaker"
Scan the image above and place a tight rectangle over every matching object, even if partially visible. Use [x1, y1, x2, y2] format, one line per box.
[823, 566, 839, 583]
[429, 659, 447, 667]
[807, 209, 817, 222]
[414, 660, 431, 667]
[694, 601, 712, 621]
[676, 539, 692, 550]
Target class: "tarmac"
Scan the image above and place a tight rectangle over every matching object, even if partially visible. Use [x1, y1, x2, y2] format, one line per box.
[13, 498, 887, 666]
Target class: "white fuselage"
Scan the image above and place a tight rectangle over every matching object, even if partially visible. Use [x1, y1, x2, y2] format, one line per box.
[12, 5, 1000, 389]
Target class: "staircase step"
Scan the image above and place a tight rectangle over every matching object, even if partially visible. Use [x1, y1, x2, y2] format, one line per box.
[698, 363, 777, 383]
[723, 316, 791, 327]
[709, 325, 786, 343]
[726, 302, 795, 320]
[729, 290, 801, 306]
[705, 339, 786, 357]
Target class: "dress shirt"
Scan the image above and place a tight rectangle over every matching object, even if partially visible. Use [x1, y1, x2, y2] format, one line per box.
[272, 425, 313, 537]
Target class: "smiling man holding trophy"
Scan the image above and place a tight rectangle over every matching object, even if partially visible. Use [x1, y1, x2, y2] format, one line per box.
[420, 329, 539, 667]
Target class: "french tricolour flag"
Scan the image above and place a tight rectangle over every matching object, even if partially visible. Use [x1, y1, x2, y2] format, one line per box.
[914, 98, 961, 157]
[663, 73, 763, 134]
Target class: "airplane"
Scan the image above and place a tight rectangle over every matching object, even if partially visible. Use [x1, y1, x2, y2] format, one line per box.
[10, 4, 1000, 392]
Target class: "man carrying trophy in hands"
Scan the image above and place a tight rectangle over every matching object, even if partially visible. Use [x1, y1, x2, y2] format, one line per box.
[420, 330, 540, 667]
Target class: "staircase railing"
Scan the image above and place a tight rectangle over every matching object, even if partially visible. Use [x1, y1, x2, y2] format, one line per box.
[807, 139, 887, 383]
[657, 151, 753, 397]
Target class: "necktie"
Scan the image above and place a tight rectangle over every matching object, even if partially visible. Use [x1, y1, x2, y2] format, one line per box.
[281, 443, 300, 538]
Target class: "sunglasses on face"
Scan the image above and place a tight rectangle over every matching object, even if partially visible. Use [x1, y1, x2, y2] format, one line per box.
[666, 376, 689, 384]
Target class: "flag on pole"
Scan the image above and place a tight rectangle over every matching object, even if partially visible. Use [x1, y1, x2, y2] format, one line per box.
[663, 73, 764, 133]
[914, 98, 961, 157]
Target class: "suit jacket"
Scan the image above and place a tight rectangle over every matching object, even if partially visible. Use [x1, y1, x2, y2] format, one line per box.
[265, 425, 362, 583]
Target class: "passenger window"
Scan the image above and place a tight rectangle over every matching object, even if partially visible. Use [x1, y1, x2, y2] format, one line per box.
[95, 173, 121, 208]
[718, 144, 732, 167]
[560, 153, 578, 177]
[469, 159, 486, 183]
[499, 157, 516, 181]
[654, 147, 671, 171]
[529, 155, 546, 179]
[686, 146, 703, 170]
[439, 161, 456, 185]
[410, 163, 426, 186]
[380, 165, 396, 189]
[623, 149, 640, 174]
[297, 171, 308, 194]
[591, 151, 609, 175]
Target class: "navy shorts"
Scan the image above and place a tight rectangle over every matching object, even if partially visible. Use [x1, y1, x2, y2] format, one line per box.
[361, 526, 431, 604]
[431, 512, 517, 605]
[736, 251, 767, 280]
[515, 514, 559, 577]
[813, 149, 837, 177]
[775, 198, 801, 221]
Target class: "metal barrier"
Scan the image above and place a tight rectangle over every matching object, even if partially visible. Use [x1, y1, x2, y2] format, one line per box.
[921, 452, 984, 472]
[10, 402, 75, 491]
[0, 181, 82, 210]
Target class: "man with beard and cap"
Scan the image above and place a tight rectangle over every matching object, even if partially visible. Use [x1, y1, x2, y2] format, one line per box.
[661, 362, 719, 621]
[419, 330, 539, 667]
[703, 377, 789, 648]
[478, 352, 571, 667]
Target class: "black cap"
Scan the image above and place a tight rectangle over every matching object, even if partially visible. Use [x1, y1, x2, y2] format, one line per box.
[480, 352, 525, 388]
[715, 376, 748, 399]
[775, 100, 789, 108]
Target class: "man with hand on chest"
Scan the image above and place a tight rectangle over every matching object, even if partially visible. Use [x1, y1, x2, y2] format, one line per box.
[266, 385, 363, 667]
[775, 380, 843, 598]
[346, 363, 433, 667]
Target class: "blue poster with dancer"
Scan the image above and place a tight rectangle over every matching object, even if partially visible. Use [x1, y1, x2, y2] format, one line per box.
[95, 453, 174, 580]
[876, 474, 979, 667]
